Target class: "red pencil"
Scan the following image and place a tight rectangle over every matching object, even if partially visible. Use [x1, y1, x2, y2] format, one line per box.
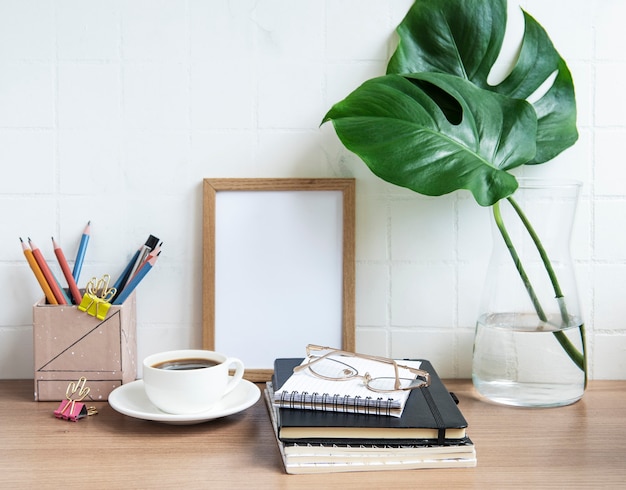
[28, 238, 67, 305]
[52, 237, 83, 305]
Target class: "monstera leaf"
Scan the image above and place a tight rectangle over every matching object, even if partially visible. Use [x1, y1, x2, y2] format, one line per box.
[323, 72, 536, 206]
[388, 0, 577, 164]
[323, 0, 578, 205]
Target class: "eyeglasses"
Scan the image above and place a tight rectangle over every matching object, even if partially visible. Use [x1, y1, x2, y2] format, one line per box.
[293, 344, 430, 393]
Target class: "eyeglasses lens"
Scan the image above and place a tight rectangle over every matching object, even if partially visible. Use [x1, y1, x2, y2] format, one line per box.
[366, 376, 426, 392]
[310, 357, 358, 380]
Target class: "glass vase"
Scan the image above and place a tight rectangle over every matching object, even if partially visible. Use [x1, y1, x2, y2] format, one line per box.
[472, 179, 586, 407]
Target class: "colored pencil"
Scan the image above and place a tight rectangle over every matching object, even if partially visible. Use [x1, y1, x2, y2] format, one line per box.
[113, 254, 157, 305]
[72, 221, 91, 282]
[28, 238, 67, 305]
[132, 242, 162, 280]
[124, 234, 159, 289]
[112, 247, 141, 300]
[20, 238, 58, 305]
[52, 237, 83, 305]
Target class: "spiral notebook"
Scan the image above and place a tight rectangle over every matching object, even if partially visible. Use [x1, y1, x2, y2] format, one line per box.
[273, 356, 423, 417]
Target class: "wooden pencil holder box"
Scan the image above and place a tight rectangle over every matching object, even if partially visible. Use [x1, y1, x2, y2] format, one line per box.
[32, 292, 137, 401]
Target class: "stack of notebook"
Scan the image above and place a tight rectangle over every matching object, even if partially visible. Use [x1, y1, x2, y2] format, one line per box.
[264, 357, 476, 474]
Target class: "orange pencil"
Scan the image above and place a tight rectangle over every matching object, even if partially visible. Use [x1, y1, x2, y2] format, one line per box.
[20, 238, 58, 305]
[28, 238, 67, 305]
[52, 237, 83, 305]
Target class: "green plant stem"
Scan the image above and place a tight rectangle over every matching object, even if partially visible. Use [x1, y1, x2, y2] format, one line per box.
[492, 200, 586, 377]
[506, 197, 567, 321]
[492, 202, 546, 320]
[506, 196, 587, 382]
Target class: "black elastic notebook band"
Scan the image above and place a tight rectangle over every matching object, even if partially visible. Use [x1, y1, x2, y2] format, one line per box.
[421, 386, 446, 445]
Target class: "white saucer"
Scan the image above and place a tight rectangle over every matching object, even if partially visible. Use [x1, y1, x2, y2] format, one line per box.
[108, 378, 260, 425]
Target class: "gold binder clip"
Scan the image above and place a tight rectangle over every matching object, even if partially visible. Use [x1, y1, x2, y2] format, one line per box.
[54, 377, 92, 422]
[78, 275, 117, 320]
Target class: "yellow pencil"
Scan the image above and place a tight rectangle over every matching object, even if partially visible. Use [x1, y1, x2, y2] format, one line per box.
[20, 238, 58, 305]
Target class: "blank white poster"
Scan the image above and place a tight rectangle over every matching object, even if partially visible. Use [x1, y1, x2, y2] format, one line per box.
[213, 190, 344, 369]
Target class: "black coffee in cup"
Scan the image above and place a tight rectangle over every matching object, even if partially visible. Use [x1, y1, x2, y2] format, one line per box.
[152, 358, 219, 371]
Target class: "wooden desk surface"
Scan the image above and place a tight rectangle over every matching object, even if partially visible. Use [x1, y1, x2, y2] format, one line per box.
[1, 379, 625, 489]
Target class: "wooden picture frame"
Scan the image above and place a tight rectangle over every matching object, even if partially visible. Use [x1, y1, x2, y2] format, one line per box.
[202, 178, 355, 382]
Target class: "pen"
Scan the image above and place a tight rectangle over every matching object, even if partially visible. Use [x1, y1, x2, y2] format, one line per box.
[28, 238, 68, 305]
[124, 234, 159, 289]
[20, 238, 58, 305]
[72, 221, 90, 282]
[113, 254, 157, 305]
[52, 237, 83, 305]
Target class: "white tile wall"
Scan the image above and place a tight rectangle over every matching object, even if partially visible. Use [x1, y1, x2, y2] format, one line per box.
[1, 0, 625, 380]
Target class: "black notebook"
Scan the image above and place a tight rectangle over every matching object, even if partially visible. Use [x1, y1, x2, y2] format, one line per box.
[263, 385, 477, 474]
[272, 358, 468, 444]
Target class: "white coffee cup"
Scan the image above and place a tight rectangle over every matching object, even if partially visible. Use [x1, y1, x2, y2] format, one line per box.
[142, 349, 244, 415]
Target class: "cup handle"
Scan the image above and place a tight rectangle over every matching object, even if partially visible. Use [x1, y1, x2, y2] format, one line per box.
[223, 357, 245, 396]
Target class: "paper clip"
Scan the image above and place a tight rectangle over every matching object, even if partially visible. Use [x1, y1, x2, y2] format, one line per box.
[78, 275, 117, 320]
[54, 377, 97, 422]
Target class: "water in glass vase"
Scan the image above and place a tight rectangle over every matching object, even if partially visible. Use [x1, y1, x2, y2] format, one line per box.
[472, 313, 585, 407]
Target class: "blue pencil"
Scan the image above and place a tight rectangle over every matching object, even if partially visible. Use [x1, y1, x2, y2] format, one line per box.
[72, 221, 91, 282]
[113, 255, 156, 305]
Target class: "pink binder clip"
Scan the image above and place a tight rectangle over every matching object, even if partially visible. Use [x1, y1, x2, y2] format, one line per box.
[54, 400, 87, 421]
[54, 377, 96, 422]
